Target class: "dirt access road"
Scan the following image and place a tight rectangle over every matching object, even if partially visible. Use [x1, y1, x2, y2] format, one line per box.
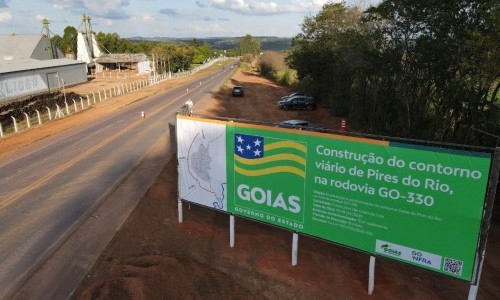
[2, 63, 499, 300]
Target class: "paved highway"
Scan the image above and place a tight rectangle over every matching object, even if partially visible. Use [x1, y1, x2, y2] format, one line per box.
[0, 65, 234, 299]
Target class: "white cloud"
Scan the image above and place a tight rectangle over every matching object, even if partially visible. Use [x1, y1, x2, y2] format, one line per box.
[0, 10, 12, 23]
[49, 0, 130, 19]
[206, 0, 331, 15]
[141, 13, 154, 22]
[101, 18, 113, 26]
[191, 22, 233, 35]
[36, 14, 45, 21]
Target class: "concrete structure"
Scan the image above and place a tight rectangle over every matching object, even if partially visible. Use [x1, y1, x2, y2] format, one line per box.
[76, 31, 102, 65]
[0, 33, 87, 103]
[95, 53, 151, 75]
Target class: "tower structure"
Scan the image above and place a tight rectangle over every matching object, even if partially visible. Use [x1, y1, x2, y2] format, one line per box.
[42, 18, 58, 59]
[77, 14, 102, 64]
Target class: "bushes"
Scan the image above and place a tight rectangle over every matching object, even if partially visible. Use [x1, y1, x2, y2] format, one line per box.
[257, 51, 298, 86]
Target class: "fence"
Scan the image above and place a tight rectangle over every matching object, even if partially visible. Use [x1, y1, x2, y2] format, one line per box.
[0, 58, 225, 138]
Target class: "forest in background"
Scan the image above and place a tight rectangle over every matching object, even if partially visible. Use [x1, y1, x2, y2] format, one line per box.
[287, 1, 499, 147]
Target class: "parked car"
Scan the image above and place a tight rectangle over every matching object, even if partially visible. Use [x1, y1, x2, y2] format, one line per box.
[278, 119, 326, 131]
[279, 92, 306, 101]
[232, 86, 244, 97]
[277, 95, 315, 110]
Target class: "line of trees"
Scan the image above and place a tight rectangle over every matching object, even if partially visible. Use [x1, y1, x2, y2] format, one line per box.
[51, 28, 267, 74]
[287, 1, 499, 146]
[51, 30, 226, 73]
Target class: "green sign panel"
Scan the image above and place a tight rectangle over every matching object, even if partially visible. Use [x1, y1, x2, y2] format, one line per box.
[177, 116, 492, 281]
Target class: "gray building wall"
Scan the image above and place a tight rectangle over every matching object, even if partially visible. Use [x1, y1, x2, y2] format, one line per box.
[0, 60, 87, 102]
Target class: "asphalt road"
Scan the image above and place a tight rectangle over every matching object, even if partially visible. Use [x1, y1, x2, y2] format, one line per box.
[0, 65, 234, 299]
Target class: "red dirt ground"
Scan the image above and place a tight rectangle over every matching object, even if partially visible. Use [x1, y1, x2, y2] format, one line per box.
[2, 64, 498, 300]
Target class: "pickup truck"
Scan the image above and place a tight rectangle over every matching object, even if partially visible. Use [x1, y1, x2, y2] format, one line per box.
[277, 95, 315, 110]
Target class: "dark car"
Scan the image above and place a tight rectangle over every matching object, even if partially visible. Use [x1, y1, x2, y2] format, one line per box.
[279, 92, 305, 101]
[278, 119, 326, 131]
[232, 86, 244, 97]
[277, 95, 315, 110]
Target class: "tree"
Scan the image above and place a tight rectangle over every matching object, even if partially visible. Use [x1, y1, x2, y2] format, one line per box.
[239, 34, 261, 56]
[62, 26, 78, 55]
[287, 1, 499, 145]
[365, 0, 500, 143]
[151, 43, 196, 73]
[287, 3, 366, 117]
[51, 26, 77, 56]
[193, 44, 212, 64]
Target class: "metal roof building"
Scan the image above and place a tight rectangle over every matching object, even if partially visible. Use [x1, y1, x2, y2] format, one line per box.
[0, 34, 64, 61]
[0, 34, 87, 103]
[95, 53, 151, 75]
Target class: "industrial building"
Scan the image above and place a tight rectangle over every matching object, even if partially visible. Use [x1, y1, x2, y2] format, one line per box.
[0, 33, 87, 103]
[95, 53, 150, 74]
[77, 15, 151, 75]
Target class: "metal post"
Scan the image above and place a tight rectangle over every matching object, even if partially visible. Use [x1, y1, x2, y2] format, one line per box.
[230, 215, 235, 248]
[98, 90, 102, 102]
[92, 93, 96, 104]
[55, 104, 64, 118]
[65, 101, 69, 114]
[468, 148, 500, 300]
[73, 99, 77, 112]
[36, 110, 42, 125]
[0, 123, 3, 138]
[46, 106, 52, 120]
[292, 232, 299, 266]
[368, 256, 376, 295]
[80, 97, 84, 110]
[11, 116, 18, 132]
[24, 112, 31, 128]
[61, 78, 66, 104]
[178, 200, 183, 223]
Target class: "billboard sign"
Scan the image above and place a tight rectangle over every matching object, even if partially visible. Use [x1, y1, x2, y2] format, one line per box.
[177, 116, 492, 281]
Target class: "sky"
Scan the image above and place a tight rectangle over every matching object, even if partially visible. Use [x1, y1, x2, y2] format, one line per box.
[0, 0, 379, 38]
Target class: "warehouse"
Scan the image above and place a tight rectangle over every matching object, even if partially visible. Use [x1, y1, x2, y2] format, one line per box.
[0, 34, 87, 103]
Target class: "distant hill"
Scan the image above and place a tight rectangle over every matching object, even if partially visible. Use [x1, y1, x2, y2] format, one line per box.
[128, 36, 292, 51]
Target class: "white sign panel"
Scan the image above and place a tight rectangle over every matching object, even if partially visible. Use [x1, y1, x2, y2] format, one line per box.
[177, 117, 228, 211]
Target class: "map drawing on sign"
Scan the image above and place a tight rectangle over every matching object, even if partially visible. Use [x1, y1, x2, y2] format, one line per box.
[177, 118, 227, 211]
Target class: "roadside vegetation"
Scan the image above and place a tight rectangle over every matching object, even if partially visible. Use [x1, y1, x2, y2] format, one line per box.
[257, 51, 298, 86]
[286, 1, 499, 146]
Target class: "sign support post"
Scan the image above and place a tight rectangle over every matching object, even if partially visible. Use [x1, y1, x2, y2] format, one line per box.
[178, 200, 183, 223]
[468, 148, 500, 300]
[368, 256, 376, 295]
[230, 215, 235, 248]
[292, 233, 299, 266]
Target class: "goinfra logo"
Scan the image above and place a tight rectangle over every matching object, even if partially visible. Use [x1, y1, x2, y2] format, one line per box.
[380, 243, 402, 257]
